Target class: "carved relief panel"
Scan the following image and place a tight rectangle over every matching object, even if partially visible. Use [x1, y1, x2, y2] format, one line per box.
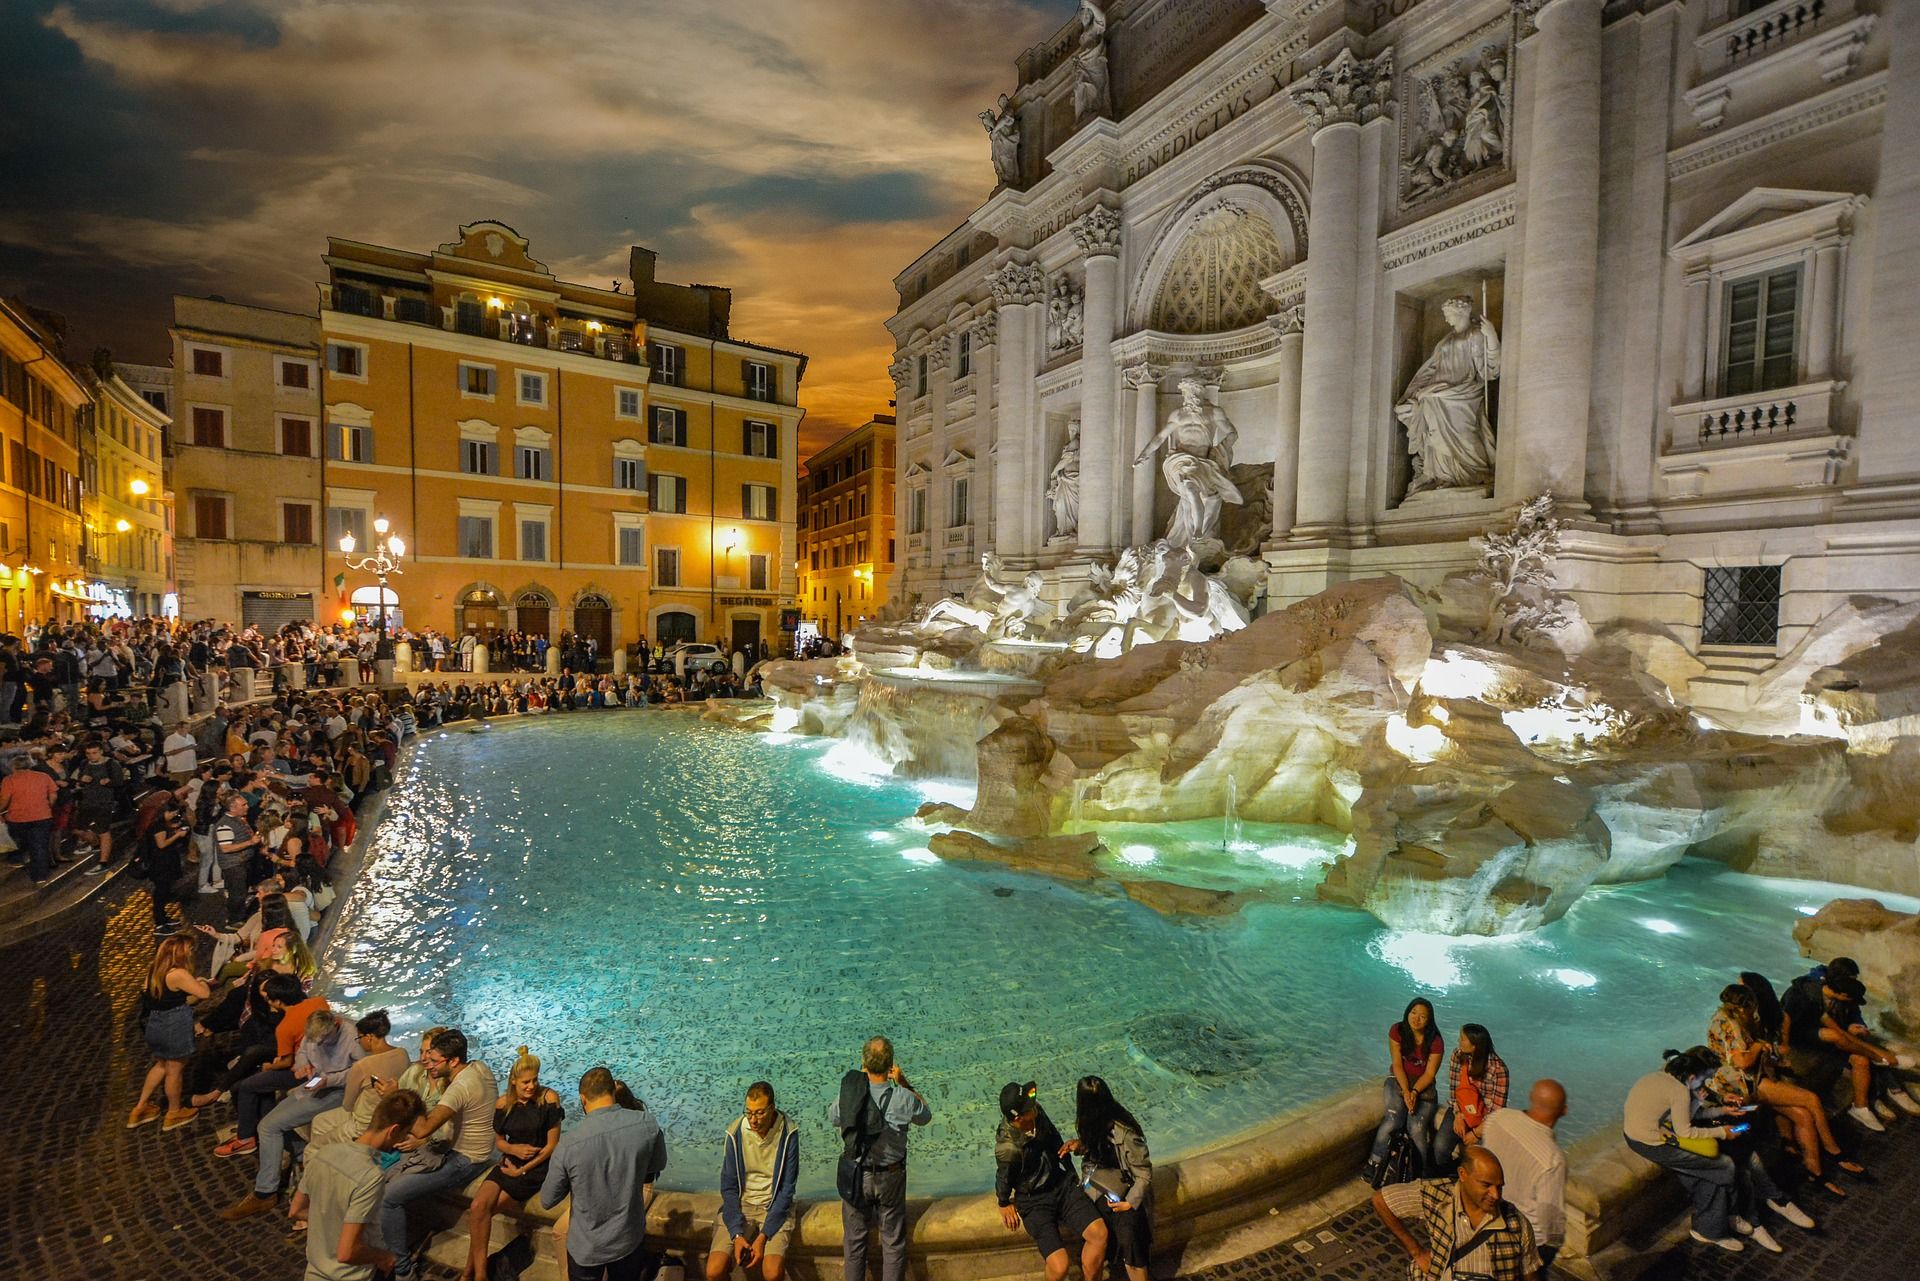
[1397, 17, 1515, 213]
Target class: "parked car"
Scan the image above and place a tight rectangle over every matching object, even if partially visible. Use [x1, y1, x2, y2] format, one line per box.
[670, 643, 731, 676]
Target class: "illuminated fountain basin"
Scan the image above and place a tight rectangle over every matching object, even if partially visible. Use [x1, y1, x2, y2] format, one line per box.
[324, 716, 1914, 1197]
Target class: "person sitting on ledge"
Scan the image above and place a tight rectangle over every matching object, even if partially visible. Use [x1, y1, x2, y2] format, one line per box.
[709, 1080, 800, 1281]
[221, 1004, 365, 1221]
[992, 1081, 1107, 1281]
[289, 1088, 426, 1281]
[1434, 1023, 1507, 1173]
[1363, 997, 1444, 1183]
[1624, 1046, 1786, 1255]
[1780, 960, 1916, 1134]
[1371, 1145, 1537, 1281]
[460, 1046, 564, 1281]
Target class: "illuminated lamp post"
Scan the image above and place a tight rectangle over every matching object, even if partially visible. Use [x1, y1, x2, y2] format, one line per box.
[338, 515, 405, 636]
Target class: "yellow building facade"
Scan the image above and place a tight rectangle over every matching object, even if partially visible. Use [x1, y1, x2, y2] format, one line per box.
[0, 298, 89, 631]
[318, 222, 805, 657]
[169, 296, 326, 626]
[82, 371, 173, 617]
[798, 414, 896, 640]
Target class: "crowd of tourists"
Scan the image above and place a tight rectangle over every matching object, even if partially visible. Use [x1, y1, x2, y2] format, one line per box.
[1360, 962, 1920, 1278]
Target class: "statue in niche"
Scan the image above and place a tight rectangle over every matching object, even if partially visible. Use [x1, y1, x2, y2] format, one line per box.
[1396, 296, 1500, 497]
[1073, 0, 1111, 122]
[1403, 46, 1510, 205]
[1046, 420, 1081, 539]
[1134, 379, 1244, 548]
[1046, 276, 1083, 352]
[978, 94, 1021, 188]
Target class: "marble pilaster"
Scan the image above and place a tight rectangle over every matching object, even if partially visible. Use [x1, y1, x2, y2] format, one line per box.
[1508, 0, 1603, 507]
[1074, 207, 1124, 558]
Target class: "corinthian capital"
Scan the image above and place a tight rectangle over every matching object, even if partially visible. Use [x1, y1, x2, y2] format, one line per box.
[1122, 360, 1165, 390]
[1269, 304, 1305, 336]
[972, 313, 999, 346]
[989, 261, 1046, 306]
[887, 354, 912, 388]
[1287, 47, 1395, 132]
[1072, 205, 1123, 258]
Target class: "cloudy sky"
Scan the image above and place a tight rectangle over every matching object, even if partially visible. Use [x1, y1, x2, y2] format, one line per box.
[0, 0, 1079, 455]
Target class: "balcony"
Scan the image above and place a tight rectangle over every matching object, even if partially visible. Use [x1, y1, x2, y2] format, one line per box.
[318, 283, 642, 365]
[1685, 0, 1873, 130]
[1658, 379, 1849, 499]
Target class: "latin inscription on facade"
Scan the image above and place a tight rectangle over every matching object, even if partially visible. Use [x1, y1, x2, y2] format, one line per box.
[1112, 0, 1265, 118]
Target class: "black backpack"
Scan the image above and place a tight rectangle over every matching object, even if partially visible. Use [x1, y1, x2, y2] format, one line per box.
[836, 1070, 889, 1208]
[1371, 1128, 1422, 1189]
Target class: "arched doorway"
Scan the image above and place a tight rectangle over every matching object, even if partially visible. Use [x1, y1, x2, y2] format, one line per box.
[574, 593, 612, 658]
[655, 609, 697, 648]
[349, 585, 403, 632]
[515, 588, 553, 637]
[456, 586, 503, 640]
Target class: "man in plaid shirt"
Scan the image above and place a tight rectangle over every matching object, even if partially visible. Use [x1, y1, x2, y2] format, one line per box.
[1372, 1146, 1539, 1281]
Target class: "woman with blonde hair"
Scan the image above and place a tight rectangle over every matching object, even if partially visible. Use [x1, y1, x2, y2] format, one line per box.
[1708, 983, 1861, 1197]
[459, 1046, 563, 1281]
[129, 935, 211, 1131]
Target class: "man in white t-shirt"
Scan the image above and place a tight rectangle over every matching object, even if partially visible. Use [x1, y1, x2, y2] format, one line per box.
[163, 727, 199, 780]
[292, 1088, 426, 1281]
[377, 1028, 497, 1272]
[1478, 1080, 1568, 1269]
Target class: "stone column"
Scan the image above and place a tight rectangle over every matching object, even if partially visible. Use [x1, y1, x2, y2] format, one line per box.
[394, 640, 413, 673]
[1857, 0, 1920, 482]
[972, 315, 1000, 548]
[989, 262, 1045, 559]
[1123, 362, 1164, 546]
[1287, 48, 1393, 540]
[887, 354, 915, 579]
[473, 645, 490, 676]
[1072, 207, 1124, 557]
[280, 662, 307, 691]
[1679, 273, 1711, 402]
[613, 646, 628, 676]
[374, 658, 396, 686]
[1509, 0, 1603, 505]
[1269, 306, 1305, 542]
[927, 337, 953, 552]
[1805, 237, 1844, 383]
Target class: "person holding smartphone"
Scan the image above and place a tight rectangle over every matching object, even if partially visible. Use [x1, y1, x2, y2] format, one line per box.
[1068, 1077, 1152, 1281]
[1623, 1047, 1764, 1254]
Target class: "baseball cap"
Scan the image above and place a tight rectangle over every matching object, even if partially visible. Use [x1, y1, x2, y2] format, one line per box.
[999, 1081, 1039, 1120]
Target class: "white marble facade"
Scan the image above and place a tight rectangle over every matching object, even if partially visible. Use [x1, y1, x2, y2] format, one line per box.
[887, 0, 1919, 698]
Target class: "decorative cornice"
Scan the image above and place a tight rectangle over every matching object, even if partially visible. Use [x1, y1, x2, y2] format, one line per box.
[1072, 205, 1124, 257]
[1667, 74, 1886, 180]
[1287, 47, 1395, 132]
[989, 262, 1046, 306]
[1378, 186, 1516, 272]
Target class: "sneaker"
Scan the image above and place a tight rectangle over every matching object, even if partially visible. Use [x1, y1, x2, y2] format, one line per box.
[82, 863, 105, 877]
[1768, 1199, 1816, 1230]
[1359, 1159, 1381, 1184]
[162, 1107, 199, 1132]
[391, 1255, 418, 1279]
[1873, 1098, 1898, 1121]
[198, 884, 224, 895]
[1690, 1230, 1744, 1253]
[1748, 1225, 1783, 1255]
[213, 1135, 257, 1159]
[1731, 1216, 1754, 1236]
[126, 1104, 162, 1129]
[1848, 1105, 1886, 1133]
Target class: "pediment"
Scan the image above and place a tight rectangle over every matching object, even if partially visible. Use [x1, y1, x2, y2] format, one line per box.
[903, 461, 931, 478]
[1674, 189, 1863, 254]
[436, 220, 547, 274]
[941, 449, 975, 467]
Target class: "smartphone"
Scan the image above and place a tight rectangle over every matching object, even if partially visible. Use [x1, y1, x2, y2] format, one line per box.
[1729, 1122, 1750, 1135]
[302, 1076, 326, 1090]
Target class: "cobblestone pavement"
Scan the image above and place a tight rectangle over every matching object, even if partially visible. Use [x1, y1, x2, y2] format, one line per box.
[6, 877, 1918, 1281]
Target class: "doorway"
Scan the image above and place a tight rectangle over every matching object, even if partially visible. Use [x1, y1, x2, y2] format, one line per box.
[730, 617, 761, 657]
[656, 610, 697, 648]
[574, 594, 613, 658]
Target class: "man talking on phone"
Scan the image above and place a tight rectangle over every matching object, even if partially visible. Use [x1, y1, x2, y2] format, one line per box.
[222, 1007, 364, 1220]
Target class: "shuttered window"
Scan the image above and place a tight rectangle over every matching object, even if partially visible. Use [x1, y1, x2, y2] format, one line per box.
[1721, 266, 1800, 396]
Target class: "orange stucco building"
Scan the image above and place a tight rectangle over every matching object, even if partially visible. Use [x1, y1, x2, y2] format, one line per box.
[317, 222, 805, 657]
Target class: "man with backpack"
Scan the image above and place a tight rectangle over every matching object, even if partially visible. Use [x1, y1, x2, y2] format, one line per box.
[827, 1036, 931, 1281]
[994, 1082, 1108, 1281]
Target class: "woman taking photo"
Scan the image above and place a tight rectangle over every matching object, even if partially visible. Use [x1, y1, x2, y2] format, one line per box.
[1708, 983, 1862, 1196]
[1363, 997, 1444, 1183]
[1069, 1076, 1153, 1281]
[1434, 1023, 1507, 1170]
[459, 1047, 564, 1281]
[129, 935, 211, 1131]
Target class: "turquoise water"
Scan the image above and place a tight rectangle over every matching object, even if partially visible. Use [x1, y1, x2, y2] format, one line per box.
[324, 715, 1917, 1196]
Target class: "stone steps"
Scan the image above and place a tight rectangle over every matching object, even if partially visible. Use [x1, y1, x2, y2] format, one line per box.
[0, 848, 130, 948]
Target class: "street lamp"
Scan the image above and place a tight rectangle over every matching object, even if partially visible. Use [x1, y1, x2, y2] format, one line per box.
[129, 478, 150, 497]
[339, 516, 405, 636]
